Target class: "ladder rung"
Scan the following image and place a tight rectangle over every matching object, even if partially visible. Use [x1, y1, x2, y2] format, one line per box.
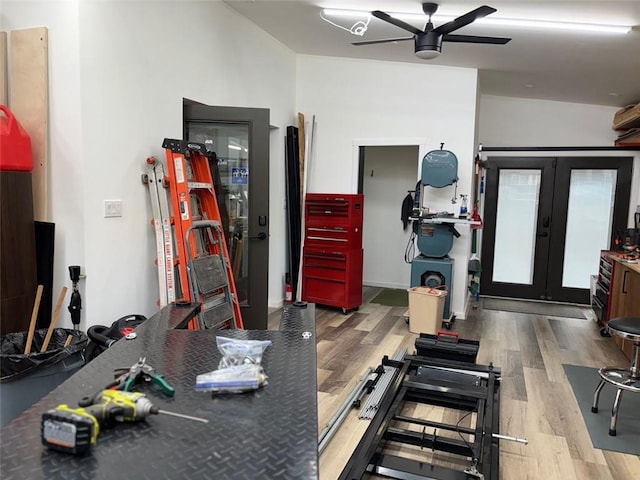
[192, 254, 228, 294]
[188, 181, 214, 191]
[202, 292, 229, 310]
[190, 220, 222, 230]
[200, 303, 234, 330]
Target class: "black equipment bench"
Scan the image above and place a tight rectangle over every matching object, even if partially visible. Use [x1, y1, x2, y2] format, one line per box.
[0, 302, 318, 480]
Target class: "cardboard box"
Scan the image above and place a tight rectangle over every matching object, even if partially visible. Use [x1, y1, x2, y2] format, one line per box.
[407, 286, 447, 334]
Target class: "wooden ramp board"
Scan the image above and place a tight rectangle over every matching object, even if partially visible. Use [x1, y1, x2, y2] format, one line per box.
[10, 27, 49, 221]
[0, 32, 7, 105]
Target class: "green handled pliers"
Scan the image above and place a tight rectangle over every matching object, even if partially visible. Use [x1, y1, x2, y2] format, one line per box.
[109, 357, 175, 397]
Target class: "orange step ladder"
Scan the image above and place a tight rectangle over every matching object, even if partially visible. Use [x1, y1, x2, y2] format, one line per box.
[163, 139, 243, 330]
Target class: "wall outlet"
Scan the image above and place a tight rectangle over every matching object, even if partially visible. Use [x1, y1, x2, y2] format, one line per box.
[104, 200, 122, 218]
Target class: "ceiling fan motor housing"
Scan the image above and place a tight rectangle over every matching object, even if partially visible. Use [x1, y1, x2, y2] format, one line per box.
[415, 33, 442, 59]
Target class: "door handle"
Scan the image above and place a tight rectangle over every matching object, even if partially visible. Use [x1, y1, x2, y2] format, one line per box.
[248, 232, 267, 240]
[537, 232, 549, 237]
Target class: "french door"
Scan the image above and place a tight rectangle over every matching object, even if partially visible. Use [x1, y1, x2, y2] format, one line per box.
[480, 156, 632, 304]
[183, 103, 270, 329]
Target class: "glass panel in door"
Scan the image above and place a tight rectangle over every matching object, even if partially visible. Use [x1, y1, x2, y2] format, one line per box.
[561, 169, 616, 288]
[187, 122, 250, 304]
[492, 170, 541, 285]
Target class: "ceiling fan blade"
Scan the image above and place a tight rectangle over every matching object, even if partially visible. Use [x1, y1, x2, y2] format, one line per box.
[352, 37, 414, 46]
[372, 10, 424, 35]
[432, 6, 497, 35]
[443, 34, 511, 45]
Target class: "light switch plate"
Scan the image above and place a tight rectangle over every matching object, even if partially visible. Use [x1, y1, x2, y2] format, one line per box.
[104, 200, 122, 218]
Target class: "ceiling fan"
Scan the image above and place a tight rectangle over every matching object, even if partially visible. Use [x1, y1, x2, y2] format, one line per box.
[352, 3, 511, 59]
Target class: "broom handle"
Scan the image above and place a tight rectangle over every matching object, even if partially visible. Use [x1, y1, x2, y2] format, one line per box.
[41, 287, 68, 353]
[24, 285, 44, 354]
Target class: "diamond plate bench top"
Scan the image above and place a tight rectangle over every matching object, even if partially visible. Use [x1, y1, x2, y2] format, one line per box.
[0, 303, 318, 480]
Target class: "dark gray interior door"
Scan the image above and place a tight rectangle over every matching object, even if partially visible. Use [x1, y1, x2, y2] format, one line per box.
[184, 103, 270, 329]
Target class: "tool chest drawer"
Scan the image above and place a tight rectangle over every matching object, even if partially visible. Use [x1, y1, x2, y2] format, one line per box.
[303, 277, 347, 306]
[304, 225, 362, 249]
[305, 194, 364, 228]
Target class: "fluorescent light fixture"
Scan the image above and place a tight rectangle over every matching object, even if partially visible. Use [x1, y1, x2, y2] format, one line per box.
[228, 144, 242, 151]
[321, 8, 632, 34]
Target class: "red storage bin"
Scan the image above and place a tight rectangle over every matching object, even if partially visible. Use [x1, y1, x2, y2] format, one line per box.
[0, 105, 34, 172]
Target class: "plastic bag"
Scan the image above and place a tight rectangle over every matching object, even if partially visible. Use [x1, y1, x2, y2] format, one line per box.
[195, 337, 272, 394]
[195, 364, 267, 393]
[216, 336, 272, 368]
[1, 328, 88, 382]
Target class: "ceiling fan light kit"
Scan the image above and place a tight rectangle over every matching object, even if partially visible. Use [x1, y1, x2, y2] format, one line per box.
[415, 33, 442, 59]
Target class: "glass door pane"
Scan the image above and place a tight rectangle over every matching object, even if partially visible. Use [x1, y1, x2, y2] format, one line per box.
[562, 169, 616, 288]
[492, 170, 542, 284]
[188, 122, 250, 304]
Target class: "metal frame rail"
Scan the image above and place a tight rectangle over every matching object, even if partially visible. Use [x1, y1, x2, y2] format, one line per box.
[339, 354, 501, 480]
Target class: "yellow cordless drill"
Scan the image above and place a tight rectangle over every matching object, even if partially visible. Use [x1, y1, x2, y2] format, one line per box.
[41, 390, 206, 455]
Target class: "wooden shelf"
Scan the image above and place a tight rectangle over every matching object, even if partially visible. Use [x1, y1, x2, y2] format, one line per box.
[613, 103, 640, 131]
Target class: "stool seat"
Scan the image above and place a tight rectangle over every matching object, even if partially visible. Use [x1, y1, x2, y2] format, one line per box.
[608, 317, 640, 338]
[592, 317, 640, 436]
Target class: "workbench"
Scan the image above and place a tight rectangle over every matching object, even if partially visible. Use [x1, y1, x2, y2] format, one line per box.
[0, 303, 318, 479]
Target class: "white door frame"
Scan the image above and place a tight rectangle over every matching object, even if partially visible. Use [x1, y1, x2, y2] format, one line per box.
[352, 138, 428, 192]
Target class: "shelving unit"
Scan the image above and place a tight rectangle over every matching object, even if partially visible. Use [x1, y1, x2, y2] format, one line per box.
[613, 103, 640, 146]
[301, 193, 364, 314]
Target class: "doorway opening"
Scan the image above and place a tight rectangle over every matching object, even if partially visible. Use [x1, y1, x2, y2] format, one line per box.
[354, 140, 425, 293]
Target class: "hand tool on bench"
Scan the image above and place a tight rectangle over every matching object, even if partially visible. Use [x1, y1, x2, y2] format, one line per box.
[107, 357, 175, 396]
[42, 389, 207, 455]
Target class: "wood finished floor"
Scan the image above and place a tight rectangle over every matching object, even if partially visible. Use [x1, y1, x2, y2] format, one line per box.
[268, 288, 640, 480]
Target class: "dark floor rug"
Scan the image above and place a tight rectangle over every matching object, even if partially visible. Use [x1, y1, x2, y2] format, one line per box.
[482, 298, 587, 319]
[370, 288, 409, 307]
[563, 364, 640, 455]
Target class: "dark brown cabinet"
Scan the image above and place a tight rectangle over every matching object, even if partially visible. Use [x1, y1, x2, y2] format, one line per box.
[0, 172, 37, 335]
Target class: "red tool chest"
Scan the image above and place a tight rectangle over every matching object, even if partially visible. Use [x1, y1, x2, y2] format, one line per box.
[302, 194, 364, 313]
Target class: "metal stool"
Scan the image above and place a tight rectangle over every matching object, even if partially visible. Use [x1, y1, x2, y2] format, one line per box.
[591, 317, 640, 436]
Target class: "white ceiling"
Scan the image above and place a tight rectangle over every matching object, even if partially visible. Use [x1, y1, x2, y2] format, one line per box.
[224, 0, 640, 108]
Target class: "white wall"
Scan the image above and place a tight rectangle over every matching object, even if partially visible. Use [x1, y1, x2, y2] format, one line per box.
[478, 95, 619, 146]
[479, 95, 640, 227]
[296, 55, 479, 318]
[362, 145, 417, 289]
[5, 1, 296, 328]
